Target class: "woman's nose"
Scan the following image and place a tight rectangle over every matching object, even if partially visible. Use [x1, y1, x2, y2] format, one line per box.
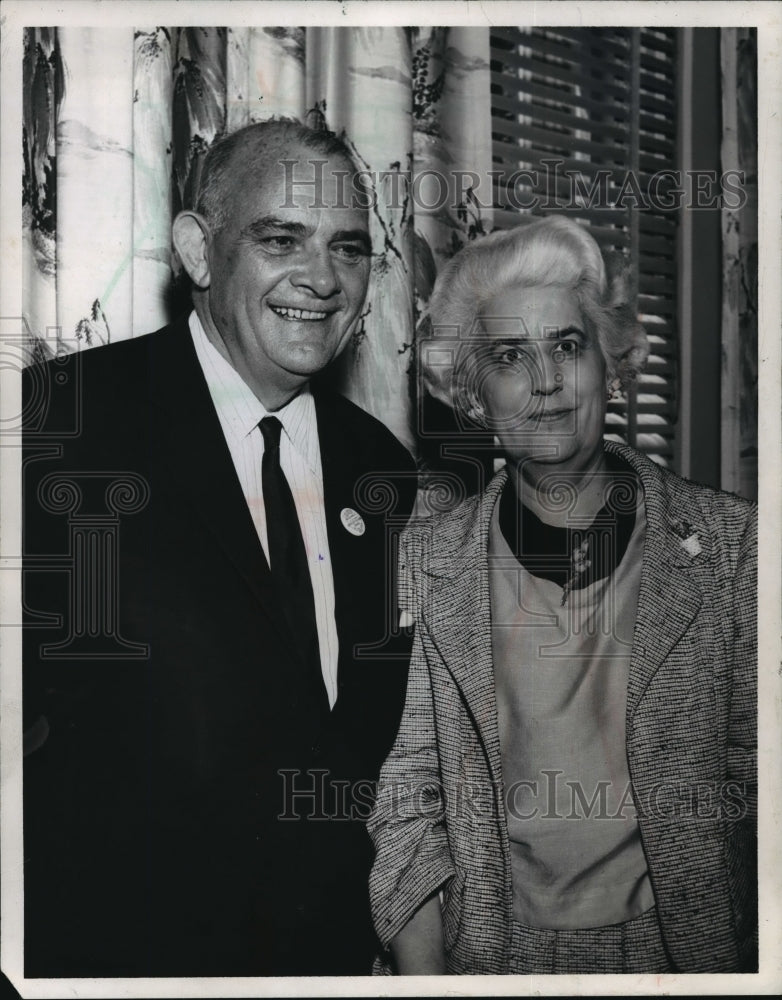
[530, 347, 564, 396]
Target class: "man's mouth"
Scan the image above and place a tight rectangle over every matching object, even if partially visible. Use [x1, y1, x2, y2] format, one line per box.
[269, 305, 330, 321]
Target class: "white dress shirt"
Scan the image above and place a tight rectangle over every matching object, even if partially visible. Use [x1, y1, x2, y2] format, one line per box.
[189, 311, 339, 708]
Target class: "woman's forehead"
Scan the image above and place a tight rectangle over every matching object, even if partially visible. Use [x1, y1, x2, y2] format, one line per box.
[478, 284, 584, 338]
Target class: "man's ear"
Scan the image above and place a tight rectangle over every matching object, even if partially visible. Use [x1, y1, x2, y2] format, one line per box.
[172, 211, 211, 289]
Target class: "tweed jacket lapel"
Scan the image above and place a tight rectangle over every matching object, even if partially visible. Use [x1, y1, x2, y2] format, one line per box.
[420, 472, 509, 788]
[604, 442, 708, 719]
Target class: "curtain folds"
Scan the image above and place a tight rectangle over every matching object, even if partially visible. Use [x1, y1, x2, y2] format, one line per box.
[22, 25, 493, 453]
[720, 28, 758, 501]
[56, 28, 135, 351]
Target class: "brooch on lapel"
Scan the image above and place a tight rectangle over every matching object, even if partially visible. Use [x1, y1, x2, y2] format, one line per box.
[668, 517, 702, 557]
[340, 507, 366, 536]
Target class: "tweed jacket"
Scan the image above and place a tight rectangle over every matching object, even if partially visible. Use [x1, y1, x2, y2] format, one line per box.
[368, 441, 757, 974]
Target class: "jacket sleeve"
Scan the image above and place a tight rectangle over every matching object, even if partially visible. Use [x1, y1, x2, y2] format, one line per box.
[727, 508, 757, 821]
[367, 526, 455, 963]
[724, 505, 758, 970]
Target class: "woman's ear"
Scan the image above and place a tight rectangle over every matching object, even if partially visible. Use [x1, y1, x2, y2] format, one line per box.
[172, 211, 211, 289]
[452, 361, 488, 426]
[464, 392, 487, 426]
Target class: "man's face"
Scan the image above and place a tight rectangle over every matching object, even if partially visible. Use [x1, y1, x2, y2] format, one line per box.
[203, 143, 371, 407]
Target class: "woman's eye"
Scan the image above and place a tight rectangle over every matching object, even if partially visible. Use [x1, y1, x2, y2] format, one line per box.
[497, 346, 525, 366]
[553, 340, 579, 361]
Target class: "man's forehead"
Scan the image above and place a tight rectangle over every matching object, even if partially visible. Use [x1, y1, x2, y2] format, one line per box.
[234, 141, 357, 202]
[236, 142, 355, 185]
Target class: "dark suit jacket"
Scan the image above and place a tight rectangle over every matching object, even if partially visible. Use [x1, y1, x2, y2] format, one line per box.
[22, 317, 417, 977]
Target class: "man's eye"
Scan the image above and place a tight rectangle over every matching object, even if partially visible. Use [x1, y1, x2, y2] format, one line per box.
[261, 236, 296, 253]
[332, 243, 368, 262]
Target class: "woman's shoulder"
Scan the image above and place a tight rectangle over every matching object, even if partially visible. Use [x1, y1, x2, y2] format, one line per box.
[605, 440, 756, 547]
[401, 469, 507, 550]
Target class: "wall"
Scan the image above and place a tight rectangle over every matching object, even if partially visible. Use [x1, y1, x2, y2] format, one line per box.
[677, 28, 723, 490]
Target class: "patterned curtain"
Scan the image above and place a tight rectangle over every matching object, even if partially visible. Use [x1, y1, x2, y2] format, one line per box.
[22, 26, 492, 455]
[720, 28, 757, 501]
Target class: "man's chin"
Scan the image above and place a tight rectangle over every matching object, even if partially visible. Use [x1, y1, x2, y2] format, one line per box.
[280, 352, 340, 381]
[284, 339, 349, 374]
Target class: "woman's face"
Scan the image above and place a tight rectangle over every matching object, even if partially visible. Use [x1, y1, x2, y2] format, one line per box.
[468, 284, 608, 475]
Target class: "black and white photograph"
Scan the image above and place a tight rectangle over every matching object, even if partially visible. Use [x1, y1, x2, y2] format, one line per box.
[1, 1, 779, 995]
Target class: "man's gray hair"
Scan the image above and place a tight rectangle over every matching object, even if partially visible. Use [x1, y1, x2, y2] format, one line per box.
[192, 117, 362, 233]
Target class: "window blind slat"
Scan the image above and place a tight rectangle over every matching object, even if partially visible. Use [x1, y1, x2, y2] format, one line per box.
[491, 73, 631, 118]
[492, 95, 632, 142]
[637, 90, 677, 117]
[494, 121, 631, 161]
[492, 142, 635, 180]
[544, 27, 633, 60]
[489, 26, 679, 468]
[639, 112, 676, 138]
[494, 52, 632, 102]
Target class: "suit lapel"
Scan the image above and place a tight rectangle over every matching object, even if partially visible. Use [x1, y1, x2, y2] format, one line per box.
[313, 390, 385, 688]
[146, 320, 296, 653]
[313, 391, 360, 614]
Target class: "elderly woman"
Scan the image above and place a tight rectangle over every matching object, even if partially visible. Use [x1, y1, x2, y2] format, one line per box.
[368, 216, 757, 975]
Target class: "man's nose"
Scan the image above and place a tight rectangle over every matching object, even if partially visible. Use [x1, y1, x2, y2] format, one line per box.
[290, 248, 340, 298]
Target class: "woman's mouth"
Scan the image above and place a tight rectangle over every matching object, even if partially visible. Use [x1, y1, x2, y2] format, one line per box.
[529, 408, 572, 423]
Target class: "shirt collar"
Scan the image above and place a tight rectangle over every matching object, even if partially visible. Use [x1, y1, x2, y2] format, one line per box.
[188, 311, 320, 476]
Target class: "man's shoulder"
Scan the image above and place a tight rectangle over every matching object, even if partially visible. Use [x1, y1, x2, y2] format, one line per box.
[314, 388, 415, 470]
[23, 320, 192, 427]
[24, 321, 186, 388]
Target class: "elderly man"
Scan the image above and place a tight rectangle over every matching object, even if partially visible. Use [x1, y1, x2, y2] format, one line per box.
[22, 120, 416, 977]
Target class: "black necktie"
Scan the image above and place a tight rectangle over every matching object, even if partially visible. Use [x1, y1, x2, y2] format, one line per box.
[259, 417, 325, 706]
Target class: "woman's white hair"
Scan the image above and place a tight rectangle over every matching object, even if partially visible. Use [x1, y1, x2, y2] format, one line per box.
[420, 215, 649, 411]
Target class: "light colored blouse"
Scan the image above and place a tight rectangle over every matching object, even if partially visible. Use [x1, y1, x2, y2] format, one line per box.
[489, 489, 656, 929]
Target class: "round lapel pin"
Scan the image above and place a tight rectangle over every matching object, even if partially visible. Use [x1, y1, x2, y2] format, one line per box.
[340, 507, 366, 536]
